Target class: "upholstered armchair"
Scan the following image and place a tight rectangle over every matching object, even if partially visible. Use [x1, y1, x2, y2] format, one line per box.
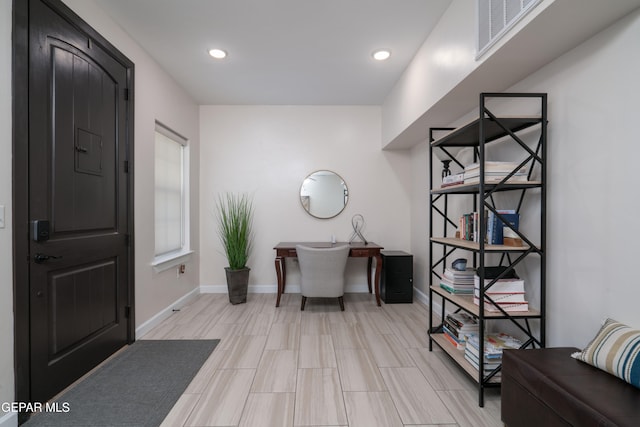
[296, 244, 350, 311]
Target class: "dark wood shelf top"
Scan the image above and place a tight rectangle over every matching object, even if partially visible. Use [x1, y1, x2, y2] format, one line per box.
[431, 116, 542, 147]
[432, 181, 542, 194]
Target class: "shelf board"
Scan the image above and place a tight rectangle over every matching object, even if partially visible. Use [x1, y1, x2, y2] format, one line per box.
[432, 181, 542, 194]
[430, 237, 538, 253]
[431, 116, 542, 147]
[430, 333, 501, 384]
[430, 286, 542, 318]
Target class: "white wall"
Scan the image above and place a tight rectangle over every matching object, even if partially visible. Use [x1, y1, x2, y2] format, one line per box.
[0, 0, 15, 424]
[514, 9, 640, 347]
[59, 0, 201, 330]
[411, 9, 640, 348]
[199, 106, 412, 293]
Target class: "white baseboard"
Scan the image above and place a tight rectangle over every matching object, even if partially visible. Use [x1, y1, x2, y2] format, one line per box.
[199, 283, 371, 294]
[135, 287, 200, 339]
[0, 411, 17, 427]
[413, 286, 429, 306]
[199, 285, 228, 294]
[414, 286, 446, 317]
[248, 284, 278, 293]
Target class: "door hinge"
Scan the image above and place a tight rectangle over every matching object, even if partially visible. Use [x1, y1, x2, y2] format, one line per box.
[123, 88, 129, 101]
[124, 160, 129, 173]
[125, 306, 131, 319]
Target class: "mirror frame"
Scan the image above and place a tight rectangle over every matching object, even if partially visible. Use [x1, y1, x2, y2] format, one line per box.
[299, 170, 348, 219]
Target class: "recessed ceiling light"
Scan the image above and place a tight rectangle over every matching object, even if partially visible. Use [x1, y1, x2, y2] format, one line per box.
[208, 48, 227, 59]
[372, 49, 391, 61]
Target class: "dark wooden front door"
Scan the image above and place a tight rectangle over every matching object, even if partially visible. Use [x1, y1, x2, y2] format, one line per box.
[14, 0, 134, 405]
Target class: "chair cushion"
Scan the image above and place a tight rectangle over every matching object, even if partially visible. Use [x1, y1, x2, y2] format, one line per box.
[296, 244, 349, 298]
[572, 318, 640, 389]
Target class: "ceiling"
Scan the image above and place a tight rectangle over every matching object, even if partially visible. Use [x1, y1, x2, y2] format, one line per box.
[94, 0, 452, 105]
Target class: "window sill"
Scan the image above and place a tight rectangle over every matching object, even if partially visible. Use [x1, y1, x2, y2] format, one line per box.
[152, 249, 194, 273]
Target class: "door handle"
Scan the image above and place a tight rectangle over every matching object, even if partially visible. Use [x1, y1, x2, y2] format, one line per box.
[34, 253, 63, 264]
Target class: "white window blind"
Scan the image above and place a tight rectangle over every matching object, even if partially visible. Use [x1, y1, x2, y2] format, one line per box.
[477, 0, 541, 58]
[154, 125, 186, 256]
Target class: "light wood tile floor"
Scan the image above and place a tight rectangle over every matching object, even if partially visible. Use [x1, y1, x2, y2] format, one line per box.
[148, 293, 503, 427]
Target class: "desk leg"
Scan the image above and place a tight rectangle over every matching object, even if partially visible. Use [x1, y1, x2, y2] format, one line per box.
[374, 254, 382, 306]
[366, 257, 373, 293]
[275, 256, 284, 307]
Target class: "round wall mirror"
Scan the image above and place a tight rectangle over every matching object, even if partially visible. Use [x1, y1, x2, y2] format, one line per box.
[300, 170, 348, 219]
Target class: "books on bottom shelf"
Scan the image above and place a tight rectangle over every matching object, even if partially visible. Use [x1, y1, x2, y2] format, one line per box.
[441, 312, 479, 350]
[466, 332, 523, 357]
[446, 312, 479, 331]
[443, 326, 466, 350]
[464, 332, 522, 377]
[464, 351, 502, 378]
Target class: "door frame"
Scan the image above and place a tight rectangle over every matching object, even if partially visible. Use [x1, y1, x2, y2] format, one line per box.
[12, 0, 135, 416]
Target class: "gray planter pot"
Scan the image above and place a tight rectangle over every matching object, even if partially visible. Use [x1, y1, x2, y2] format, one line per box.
[225, 267, 250, 304]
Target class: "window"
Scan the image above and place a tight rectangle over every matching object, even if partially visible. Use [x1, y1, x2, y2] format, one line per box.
[153, 123, 191, 267]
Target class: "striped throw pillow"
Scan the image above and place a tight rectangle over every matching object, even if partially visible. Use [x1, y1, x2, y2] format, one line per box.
[572, 318, 640, 388]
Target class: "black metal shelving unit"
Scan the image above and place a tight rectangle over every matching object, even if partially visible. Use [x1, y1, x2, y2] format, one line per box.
[427, 93, 547, 407]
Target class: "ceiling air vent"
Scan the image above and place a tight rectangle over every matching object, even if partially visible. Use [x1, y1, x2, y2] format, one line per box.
[477, 0, 541, 58]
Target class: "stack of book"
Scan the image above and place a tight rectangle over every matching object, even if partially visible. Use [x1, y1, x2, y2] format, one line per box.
[474, 275, 528, 312]
[456, 209, 522, 245]
[464, 332, 523, 378]
[442, 312, 479, 350]
[457, 211, 483, 242]
[441, 173, 464, 187]
[463, 161, 527, 184]
[439, 267, 476, 294]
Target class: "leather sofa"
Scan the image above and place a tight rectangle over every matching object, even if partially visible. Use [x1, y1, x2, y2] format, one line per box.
[501, 347, 640, 427]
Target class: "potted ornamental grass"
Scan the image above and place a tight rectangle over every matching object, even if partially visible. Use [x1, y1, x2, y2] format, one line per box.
[216, 192, 255, 304]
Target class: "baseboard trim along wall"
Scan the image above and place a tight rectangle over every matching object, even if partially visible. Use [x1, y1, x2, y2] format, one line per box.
[135, 287, 200, 339]
[414, 286, 447, 321]
[200, 283, 371, 294]
[413, 286, 429, 306]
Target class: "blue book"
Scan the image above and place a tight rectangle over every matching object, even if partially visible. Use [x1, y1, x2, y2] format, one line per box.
[490, 210, 519, 245]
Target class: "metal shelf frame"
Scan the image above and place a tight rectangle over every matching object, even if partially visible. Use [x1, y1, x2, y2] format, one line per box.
[427, 92, 547, 407]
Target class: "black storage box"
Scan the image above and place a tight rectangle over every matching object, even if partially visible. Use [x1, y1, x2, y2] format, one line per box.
[380, 250, 413, 303]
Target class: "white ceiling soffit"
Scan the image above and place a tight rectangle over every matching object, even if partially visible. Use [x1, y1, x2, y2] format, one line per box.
[94, 0, 453, 105]
[384, 0, 640, 150]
